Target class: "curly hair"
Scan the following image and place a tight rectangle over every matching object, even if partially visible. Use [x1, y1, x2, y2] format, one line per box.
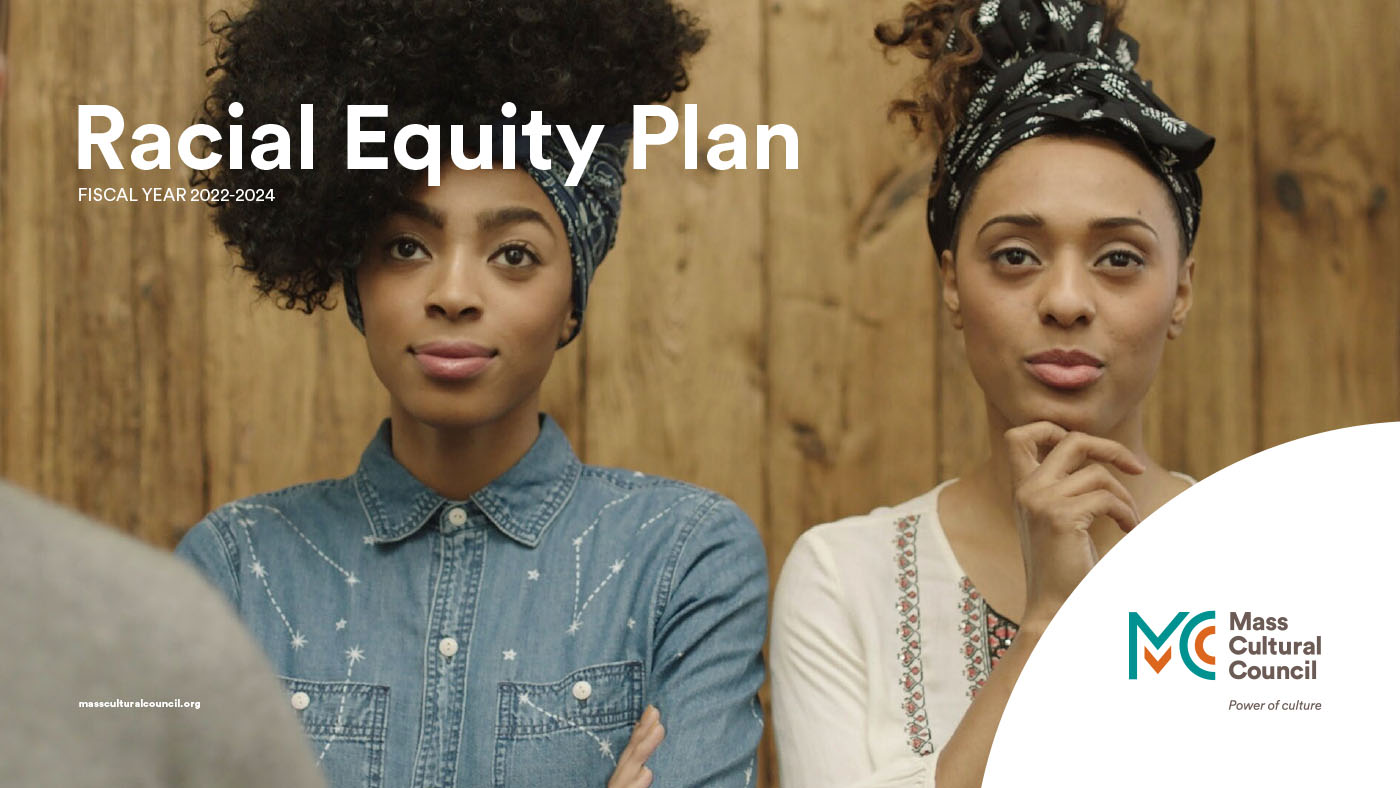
[194, 0, 707, 314]
[876, 0, 1124, 182]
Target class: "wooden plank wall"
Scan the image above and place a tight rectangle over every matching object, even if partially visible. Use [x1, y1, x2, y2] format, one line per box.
[2, 2, 1397, 785]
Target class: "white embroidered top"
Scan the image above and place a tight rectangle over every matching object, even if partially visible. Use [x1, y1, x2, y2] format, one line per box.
[771, 474, 1191, 787]
[771, 480, 992, 788]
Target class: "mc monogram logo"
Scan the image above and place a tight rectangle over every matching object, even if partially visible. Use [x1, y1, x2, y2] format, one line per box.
[1128, 611, 1216, 680]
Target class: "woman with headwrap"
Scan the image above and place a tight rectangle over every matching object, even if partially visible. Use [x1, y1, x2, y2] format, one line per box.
[770, 1, 1213, 785]
[174, 2, 768, 786]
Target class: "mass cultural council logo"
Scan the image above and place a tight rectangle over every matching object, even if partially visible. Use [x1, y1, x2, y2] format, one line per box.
[1128, 611, 1217, 679]
[1129, 611, 1323, 681]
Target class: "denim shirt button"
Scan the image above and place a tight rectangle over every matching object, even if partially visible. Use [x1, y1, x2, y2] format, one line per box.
[290, 691, 310, 711]
[571, 680, 592, 701]
[439, 637, 459, 657]
[445, 506, 468, 528]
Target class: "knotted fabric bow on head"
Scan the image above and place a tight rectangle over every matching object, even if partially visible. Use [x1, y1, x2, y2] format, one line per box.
[929, 0, 1215, 256]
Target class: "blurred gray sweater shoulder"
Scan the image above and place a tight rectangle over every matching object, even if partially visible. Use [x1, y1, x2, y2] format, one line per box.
[0, 479, 325, 787]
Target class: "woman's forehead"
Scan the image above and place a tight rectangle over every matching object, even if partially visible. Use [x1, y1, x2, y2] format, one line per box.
[968, 135, 1177, 229]
[407, 167, 556, 216]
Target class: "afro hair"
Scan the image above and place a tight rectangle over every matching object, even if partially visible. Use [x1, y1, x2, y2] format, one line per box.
[194, 0, 707, 313]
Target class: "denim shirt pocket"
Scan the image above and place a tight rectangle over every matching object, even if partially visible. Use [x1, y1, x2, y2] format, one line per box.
[280, 676, 390, 788]
[494, 660, 645, 787]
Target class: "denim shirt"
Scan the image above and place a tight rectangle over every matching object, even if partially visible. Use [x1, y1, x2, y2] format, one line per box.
[176, 415, 767, 788]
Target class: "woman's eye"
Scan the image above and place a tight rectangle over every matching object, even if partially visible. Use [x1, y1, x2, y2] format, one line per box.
[491, 244, 540, 269]
[1097, 249, 1145, 269]
[387, 238, 427, 261]
[991, 248, 1037, 267]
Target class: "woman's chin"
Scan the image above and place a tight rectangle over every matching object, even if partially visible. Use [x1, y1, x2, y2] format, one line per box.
[392, 394, 508, 433]
[1010, 397, 1116, 435]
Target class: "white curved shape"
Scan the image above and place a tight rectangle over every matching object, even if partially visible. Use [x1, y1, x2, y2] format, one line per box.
[987, 422, 1400, 786]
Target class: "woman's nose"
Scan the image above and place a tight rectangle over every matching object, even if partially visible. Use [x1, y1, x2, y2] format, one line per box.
[425, 253, 483, 320]
[1037, 258, 1096, 328]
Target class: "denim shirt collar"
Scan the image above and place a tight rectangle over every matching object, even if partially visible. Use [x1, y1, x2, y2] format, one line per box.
[354, 414, 582, 548]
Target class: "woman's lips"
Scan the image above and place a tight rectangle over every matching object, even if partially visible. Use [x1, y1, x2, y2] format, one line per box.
[1025, 349, 1104, 391]
[1026, 361, 1103, 390]
[412, 341, 496, 381]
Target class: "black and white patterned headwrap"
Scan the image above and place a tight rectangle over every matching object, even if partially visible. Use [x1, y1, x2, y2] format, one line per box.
[344, 125, 629, 347]
[929, 0, 1215, 255]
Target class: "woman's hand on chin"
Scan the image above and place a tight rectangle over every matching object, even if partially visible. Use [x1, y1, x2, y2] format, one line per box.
[1005, 421, 1145, 628]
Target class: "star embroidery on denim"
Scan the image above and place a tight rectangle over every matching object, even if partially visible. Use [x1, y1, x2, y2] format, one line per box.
[567, 493, 701, 635]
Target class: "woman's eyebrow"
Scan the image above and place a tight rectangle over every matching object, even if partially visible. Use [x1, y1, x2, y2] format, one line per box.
[1089, 216, 1159, 239]
[390, 198, 447, 228]
[385, 202, 555, 239]
[977, 213, 1043, 238]
[976, 213, 1160, 239]
[477, 206, 556, 238]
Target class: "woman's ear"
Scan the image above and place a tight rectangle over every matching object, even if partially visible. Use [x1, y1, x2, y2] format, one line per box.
[1167, 256, 1195, 339]
[558, 313, 580, 346]
[940, 249, 963, 330]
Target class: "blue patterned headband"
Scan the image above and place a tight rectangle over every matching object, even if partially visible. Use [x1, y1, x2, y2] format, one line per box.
[344, 125, 630, 346]
[930, 0, 1215, 256]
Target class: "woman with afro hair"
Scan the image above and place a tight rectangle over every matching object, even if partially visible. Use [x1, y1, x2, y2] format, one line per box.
[770, 1, 1214, 785]
[176, 2, 767, 786]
